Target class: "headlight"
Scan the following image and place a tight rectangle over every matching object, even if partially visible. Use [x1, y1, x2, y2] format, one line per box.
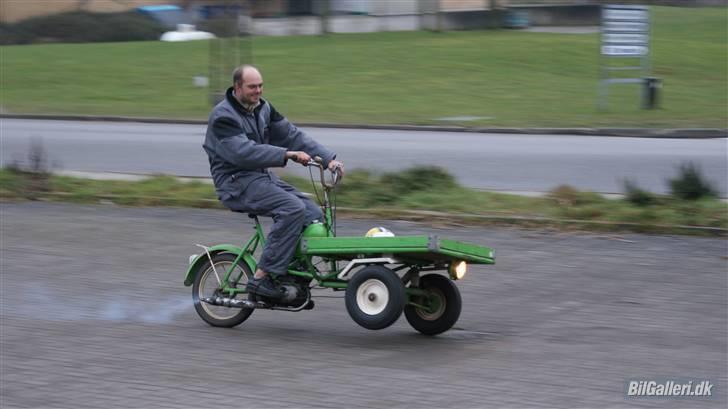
[449, 260, 467, 280]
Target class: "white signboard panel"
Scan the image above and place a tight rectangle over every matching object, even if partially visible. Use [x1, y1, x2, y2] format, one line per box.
[601, 45, 648, 56]
[603, 21, 648, 32]
[599, 5, 652, 108]
[602, 33, 648, 44]
[602, 5, 649, 56]
[603, 8, 648, 20]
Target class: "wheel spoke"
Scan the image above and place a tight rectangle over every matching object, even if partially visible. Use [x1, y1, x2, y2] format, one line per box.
[199, 261, 247, 320]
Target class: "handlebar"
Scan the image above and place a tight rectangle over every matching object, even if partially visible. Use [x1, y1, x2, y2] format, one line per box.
[291, 155, 342, 189]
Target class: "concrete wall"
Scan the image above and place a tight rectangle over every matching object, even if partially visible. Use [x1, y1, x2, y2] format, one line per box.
[510, 4, 601, 26]
[252, 14, 420, 36]
[252, 16, 322, 36]
[370, 0, 420, 15]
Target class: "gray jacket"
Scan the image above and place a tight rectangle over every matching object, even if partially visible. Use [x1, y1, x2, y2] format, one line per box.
[203, 87, 336, 202]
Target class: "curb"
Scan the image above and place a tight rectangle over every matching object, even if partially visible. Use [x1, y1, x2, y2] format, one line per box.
[2, 113, 726, 139]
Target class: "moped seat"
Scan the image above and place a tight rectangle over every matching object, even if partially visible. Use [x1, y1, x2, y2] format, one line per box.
[229, 209, 260, 220]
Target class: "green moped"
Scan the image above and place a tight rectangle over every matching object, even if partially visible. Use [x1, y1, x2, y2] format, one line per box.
[184, 159, 495, 335]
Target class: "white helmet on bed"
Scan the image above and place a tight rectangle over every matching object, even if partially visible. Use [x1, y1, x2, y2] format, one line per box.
[365, 227, 395, 237]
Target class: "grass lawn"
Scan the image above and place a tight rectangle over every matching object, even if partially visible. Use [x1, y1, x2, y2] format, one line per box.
[1, 168, 725, 235]
[0, 6, 725, 128]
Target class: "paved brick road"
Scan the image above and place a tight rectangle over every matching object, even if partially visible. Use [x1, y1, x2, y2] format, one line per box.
[1, 203, 725, 408]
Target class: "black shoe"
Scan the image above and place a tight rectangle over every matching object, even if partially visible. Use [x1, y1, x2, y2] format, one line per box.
[246, 276, 284, 300]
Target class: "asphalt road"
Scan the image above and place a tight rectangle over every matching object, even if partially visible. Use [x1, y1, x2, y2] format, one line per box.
[1, 202, 725, 408]
[1, 119, 726, 196]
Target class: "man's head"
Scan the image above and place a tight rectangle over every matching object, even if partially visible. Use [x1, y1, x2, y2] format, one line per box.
[233, 65, 263, 106]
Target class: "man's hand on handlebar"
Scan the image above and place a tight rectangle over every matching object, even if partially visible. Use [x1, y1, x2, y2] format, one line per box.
[328, 160, 345, 177]
[286, 151, 311, 165]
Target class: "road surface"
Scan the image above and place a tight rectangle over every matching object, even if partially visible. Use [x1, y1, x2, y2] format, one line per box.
[1, 119, 726, 196]
[1, 202, 725, 408]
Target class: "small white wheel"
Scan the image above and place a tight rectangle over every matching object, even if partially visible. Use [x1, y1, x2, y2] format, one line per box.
[345, 265, 405, 330]
[355, 279, 390, 315]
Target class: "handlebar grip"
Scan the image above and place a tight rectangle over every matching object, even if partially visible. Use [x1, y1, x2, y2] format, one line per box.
[314, 156, 323, 163]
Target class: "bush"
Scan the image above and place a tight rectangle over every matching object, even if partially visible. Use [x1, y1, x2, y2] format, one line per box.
[0, 11, 166, 45]
[623, 179, 657, 206]
[547, 184, 603, 207]
[2, 139, 52, 199]
[336, 166, 460, 207]
[381, 166, 458, 196]
[668, 162, 718, 201]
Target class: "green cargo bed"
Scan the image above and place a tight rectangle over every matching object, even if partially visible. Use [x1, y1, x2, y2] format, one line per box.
[300, 235, 495, 265]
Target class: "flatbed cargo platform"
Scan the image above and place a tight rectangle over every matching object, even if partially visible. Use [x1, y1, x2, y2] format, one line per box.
[300, 235, 495, 265]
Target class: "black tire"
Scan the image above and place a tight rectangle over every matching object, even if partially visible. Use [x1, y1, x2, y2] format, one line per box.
[404, 274, 461, 335]
[345, 265, 405, 330]
[192, 253, 254, 328]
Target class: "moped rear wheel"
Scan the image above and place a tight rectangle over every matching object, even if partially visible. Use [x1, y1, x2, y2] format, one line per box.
[404, 274, 461, 335]
[345, 265, 405, 330]
[192, 253, 254, 328]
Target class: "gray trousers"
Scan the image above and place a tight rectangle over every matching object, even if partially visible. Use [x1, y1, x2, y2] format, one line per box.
[222, 176, 322, 275]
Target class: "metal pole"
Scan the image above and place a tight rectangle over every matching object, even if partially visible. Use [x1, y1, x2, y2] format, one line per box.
[320, 0, 329, 35]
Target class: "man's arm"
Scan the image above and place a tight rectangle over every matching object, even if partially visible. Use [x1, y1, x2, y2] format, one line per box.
[267, 104, 336, 167]
[212, 117, 287, 169]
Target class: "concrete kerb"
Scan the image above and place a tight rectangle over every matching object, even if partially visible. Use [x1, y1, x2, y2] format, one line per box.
[1, 113, 726, 139]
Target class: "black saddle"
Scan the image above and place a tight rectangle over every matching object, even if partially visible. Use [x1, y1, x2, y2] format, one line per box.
[229, 209, 260, 221]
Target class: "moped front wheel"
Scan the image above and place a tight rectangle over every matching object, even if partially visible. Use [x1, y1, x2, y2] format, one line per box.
[404, 274, 461, 335]
[192, 253, 254, 328]
[345, 265, 405, 330]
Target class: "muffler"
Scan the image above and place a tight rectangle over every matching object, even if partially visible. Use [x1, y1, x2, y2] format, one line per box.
[200, 296, 315, 311]
[201, 296, 259, 309]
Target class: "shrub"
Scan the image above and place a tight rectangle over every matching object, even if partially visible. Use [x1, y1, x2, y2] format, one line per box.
[0, 11, 166, 45]
[381, 166, 458, 196]
[547, 184, 598, 206]
[623, 179, 657, 206]
[336, 166, 460, 207]
[2, 139, 52, 199]
[668, 162, 718, 200]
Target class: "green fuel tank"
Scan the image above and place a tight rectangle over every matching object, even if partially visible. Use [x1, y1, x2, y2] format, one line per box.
[302, 222, 329, 238]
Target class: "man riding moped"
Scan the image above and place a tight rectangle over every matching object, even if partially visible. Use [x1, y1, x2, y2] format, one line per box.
[203, 64, 344, 300]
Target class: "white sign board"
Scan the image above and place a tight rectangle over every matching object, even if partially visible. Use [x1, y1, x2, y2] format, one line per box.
[598, 5, 652, 109]
[603, 8, 648, 20]
[603, 33, 648, 44]
[601, 5, 649, 56]
[601, 45, 648, 56]
[603, 21, 648, 32]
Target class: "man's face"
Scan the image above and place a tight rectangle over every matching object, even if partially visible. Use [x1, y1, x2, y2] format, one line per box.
[235, 69, 263, 105]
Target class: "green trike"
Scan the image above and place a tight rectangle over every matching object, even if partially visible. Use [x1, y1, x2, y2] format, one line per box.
[184, 159, 495, 335]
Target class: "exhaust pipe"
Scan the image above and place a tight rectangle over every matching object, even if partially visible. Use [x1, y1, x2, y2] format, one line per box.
[201, 296, 256, 308]
[200, 296, 315, 311]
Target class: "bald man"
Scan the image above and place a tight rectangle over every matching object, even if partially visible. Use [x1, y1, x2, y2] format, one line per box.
[203, 65, 344, 300]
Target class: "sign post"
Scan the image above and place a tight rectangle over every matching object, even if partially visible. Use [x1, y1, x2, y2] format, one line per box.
[207, 0, 251, 106]
[598, 5, 651, 110]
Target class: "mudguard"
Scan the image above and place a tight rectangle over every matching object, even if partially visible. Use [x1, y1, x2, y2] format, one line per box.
[183, 244, 257, 286]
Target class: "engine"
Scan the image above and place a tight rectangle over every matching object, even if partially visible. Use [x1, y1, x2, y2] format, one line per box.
[278, 278, 310, 308]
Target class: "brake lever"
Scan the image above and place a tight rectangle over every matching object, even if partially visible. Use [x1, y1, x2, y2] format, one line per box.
[332, 166, 343, 184]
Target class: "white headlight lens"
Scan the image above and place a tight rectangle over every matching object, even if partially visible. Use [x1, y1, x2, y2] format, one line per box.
[450, 261, 467, 280]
